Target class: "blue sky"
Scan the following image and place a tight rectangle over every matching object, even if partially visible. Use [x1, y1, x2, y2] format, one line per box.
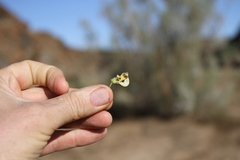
[0, 0, 240, 50]
[0, 0, 110, 49]
[215, 0, 240, 38]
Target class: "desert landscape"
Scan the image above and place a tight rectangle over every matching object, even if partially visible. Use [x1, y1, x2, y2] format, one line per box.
[1, 1, 240, 159]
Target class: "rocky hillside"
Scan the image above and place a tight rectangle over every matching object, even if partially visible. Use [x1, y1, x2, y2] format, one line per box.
[0, 6, 32, 66]
[0, 6, 93, 79]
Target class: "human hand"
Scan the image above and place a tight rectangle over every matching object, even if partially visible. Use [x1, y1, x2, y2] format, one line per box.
[0, 60, 113, 159]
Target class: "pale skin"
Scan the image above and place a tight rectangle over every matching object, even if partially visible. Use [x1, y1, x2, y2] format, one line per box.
[0, 60, 113, 159]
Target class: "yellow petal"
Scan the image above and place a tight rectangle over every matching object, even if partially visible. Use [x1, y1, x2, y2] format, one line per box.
[119, 78, 130, 87]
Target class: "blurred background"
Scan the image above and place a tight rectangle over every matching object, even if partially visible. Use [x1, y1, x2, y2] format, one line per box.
[1, 0, 240, 159]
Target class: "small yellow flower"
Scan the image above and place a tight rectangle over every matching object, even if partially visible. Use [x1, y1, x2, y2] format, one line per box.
[109, 72, 130, 87]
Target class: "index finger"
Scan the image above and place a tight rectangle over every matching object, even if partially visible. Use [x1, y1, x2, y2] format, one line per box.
[1, 60, 69, 96]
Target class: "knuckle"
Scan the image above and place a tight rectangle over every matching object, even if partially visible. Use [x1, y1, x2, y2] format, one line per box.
[64, 91, 90, 121]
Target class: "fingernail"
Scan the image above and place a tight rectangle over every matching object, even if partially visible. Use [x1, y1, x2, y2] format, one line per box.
[91, 88, 110, 106]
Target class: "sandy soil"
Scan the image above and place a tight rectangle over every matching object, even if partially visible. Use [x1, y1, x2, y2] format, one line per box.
[39, 117, 240, 160]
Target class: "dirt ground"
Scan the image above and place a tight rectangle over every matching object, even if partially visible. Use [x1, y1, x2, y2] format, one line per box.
[40, 116, 240, 160]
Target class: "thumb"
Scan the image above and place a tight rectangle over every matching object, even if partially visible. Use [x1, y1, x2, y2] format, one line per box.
[42, 85, 113, 130]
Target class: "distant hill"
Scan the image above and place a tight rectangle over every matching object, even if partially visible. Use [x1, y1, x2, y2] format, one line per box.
[0, 5, 90, 78]
[0, 6, 32, 66]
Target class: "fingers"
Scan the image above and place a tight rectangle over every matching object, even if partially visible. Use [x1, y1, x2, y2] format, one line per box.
[41, 128, 107, 156]
[39, 85, 113, 155]
[42, 111, 112, 155]
[42, 85, 113, 130]
[2, 60, 69, 96]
